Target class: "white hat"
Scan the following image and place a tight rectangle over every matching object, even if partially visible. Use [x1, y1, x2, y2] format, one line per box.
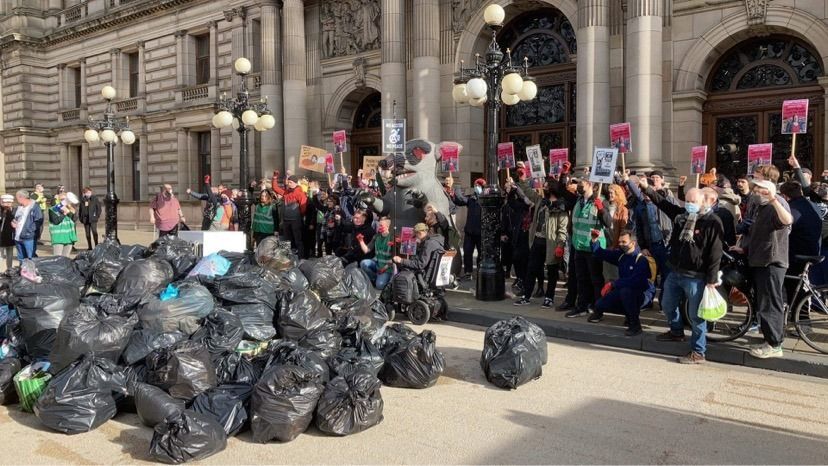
[0, 194, 13, 203]
[752, 180, 776, 192]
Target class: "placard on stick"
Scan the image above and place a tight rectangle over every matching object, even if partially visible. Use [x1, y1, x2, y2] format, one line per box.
[691, 146, 708, 174]
[610, 123, 632, 153]
[333, 130, 348, 153]
[782, 99, 809, 134]
[747, 143, 773, 175]
[382, 119, 406, 153]
[399, 227, 416, 256]
[549, 148, 569, 176]
[324, 153, 335, 174]
[497, 142, 516, 170]
[589, 148, 619, 184]
[299, 145, 328, 173]
[440, 142, 460, 173]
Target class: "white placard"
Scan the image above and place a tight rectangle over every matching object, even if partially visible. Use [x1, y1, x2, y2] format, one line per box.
[178, 231, 247, 256]
[434, 250, 456, 287]
[589, 148, 619, 184]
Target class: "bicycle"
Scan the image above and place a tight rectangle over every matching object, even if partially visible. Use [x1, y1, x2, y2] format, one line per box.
[784, 255, 828, 354]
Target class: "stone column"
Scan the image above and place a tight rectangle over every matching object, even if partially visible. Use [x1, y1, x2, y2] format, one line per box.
[211, 128, 222, 184]
[412, 0, 441, 141]
[260, 1, 285, 173]
[137, 41, 146, 96]
[282, 0, 307, 171]
[59, 144, 69, 189]
[139, 134, 149, 200]
[208, 21, 218, 86]
[381, 0, 406, 120]
[226, 8, 247, 93]
[175, 30, 187, 87]
[79, 59, 87, 107]
[110, 48, 120, 94]
[57, 64, 66, 109]
[575, 0, 610, 167]
[177, 129, 189, 192]
[624, 0, 662, 169]
[672, 90, 706, 175]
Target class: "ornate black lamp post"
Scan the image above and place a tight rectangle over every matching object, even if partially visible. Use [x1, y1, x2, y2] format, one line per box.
[211, 57, 275, 250]
[83, 85, 136, 243]
[452, 4, 537, 301]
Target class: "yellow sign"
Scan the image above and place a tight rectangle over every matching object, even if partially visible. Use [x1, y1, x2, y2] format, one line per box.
[361, 155, 385, 175]
[299, 145, 328, 173]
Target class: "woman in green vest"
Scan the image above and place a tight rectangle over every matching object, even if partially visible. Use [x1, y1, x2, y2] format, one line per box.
[252, 190, 279, 246]
[49, 192, 78, 257]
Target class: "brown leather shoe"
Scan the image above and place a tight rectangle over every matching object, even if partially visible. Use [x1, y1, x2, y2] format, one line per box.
[678, 352, 706, 364]
[656, 331, 686, 342]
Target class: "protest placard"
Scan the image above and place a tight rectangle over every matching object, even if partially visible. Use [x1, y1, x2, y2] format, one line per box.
[589, 148, 619, 184]
[333, 130, 348, 153]
[361, 155, 384, 177]
[399, 227, 416, 256]
[440, 143, 460, 173]
[549, 148, 569, 176]
[382, 119, 405, 153]
[782, 99, 809, 134]
[324, 153, 335, 174]
[691, 146, 707, 175]
[610, 123, 632, 154]
[497, 142, 516, 170]
[299, 145, 328, 173]
[526, 144, 545, 179]
[747, 143, 773, 175]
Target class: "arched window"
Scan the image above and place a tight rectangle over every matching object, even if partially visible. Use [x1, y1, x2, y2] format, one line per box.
[353, 92, 382, 130]
[709, 37, 822, 92]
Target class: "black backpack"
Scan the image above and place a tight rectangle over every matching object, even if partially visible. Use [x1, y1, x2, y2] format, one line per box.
[392, 271, 419, 305]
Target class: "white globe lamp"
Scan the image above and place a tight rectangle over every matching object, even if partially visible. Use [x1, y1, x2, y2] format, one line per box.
[234, 57, 252, 75]
[466, 77, 488, 100]
[120, 130, 136, 145]
[517, 78, 538, 101]
[259, 113, 276, 130]
[241, 109, 259, 126]
[501, 90, 520, 106]
[501, 72, 524, 95]
[469, 95, 488, 107]
[84, 129, 100, 143]
[214, 111, 233, 128]
[452, 82, 469, 104]
[101, 85, 116, 100]
[100, 129, 117, 143]
[483, 4, 505, 26]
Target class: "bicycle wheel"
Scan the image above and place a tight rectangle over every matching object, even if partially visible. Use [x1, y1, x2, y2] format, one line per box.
[793, 290, 828, 354]
[683, 284, 753, 342]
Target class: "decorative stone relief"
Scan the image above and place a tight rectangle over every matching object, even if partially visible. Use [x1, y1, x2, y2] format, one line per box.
[451, 0, 485, 35]
[321, 0, 381, 58]
[223, 7, 246, 22]
[744, 0, 768, 25]
[352, 57, 367, 87]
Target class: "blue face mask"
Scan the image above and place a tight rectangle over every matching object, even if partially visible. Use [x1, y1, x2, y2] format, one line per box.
[685, 203, 700, 215]
[474, 186, 483, 195]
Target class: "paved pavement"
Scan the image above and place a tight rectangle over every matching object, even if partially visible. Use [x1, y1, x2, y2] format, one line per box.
[2, 322, 827, 464]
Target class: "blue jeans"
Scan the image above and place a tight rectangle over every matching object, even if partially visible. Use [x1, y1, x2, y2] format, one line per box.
[661, 273, 707, 355]
[360, 259, 392, 290]
[15, 239, 35, 261]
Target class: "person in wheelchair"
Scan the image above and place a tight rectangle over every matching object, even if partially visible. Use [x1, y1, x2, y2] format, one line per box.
[392, 223, 444, 274]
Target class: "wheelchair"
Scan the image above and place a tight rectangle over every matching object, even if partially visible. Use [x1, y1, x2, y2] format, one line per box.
[382, 248, 450, 325]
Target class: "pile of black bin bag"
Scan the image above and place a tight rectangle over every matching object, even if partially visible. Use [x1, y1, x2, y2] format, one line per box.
[0, 236, 445, 463]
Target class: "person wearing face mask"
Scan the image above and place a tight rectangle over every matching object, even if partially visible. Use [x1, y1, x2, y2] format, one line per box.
[589, 230, 651, 335]
[78, 187, 101, 250]
[271, 171, 308, 258]
[732, 180, 792, 359]
[359, 217, 394, 289]
[565, 179, 607, 319]
[453, 178, 486, 281]
[340, 209, 375, 265]
[149, 184, 184, 238]
[641, 180, 723, 364]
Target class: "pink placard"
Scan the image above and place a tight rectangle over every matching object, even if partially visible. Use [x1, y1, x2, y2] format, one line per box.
[497, 142, 516, 170]
[782, 99, 809, 134]
[691, 146, 707, 175]
[399, 227, 416, 256]
[549, 148, 569, 175]
[747, 143, 773, 174]
[333, 130, 348, 153]
[324, 153, 334, 174]
[610, 123, 632, 154]
[440, 143, 460, 173]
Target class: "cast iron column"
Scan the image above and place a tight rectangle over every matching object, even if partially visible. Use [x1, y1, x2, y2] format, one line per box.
[104, 137, 119, 242]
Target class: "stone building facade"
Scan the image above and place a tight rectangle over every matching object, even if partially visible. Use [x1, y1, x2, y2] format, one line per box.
[0, 0, 826, 202]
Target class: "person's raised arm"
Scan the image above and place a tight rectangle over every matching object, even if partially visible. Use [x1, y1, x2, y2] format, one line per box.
[641, 177, 684, 220]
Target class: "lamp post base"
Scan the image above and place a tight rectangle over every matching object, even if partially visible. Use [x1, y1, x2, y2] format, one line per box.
[104, 193, 119, 243]
[475, 191, 505, 301]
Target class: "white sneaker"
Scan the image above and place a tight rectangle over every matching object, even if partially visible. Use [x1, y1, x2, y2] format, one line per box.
[749, 343, 783, 359]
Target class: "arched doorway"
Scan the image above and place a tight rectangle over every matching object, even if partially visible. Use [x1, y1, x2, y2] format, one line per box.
[703, 35, 824, 180]
[497, 8, 577, 163]
[350, 91, 382, 176]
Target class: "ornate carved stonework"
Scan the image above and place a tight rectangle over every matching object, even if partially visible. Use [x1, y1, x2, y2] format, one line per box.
[744, 0, 768, 25]
[451, 0, 485, 35]
[352, 57, 367, 87]
[223, 7, 246, 23]
[320, 0, 381, 58]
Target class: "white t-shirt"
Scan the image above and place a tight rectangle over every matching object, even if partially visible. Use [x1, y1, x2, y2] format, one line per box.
[14, 202, 34, 241]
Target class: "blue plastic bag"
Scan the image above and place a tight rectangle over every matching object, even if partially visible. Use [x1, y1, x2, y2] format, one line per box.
[160, 284, 180, 302]
[187, 253, 232, 279]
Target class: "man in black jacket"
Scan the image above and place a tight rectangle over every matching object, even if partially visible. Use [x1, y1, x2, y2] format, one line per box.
[340, 209, 376, 265]
[393, 223, 444, 273]
[453, 178, 485, 280]
[187, 175, 219, 231]
[78, 187, 101, 250]
[641, 178, 723, 365]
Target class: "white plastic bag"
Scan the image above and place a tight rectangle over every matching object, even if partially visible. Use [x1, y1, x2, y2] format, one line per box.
[698, 286, 727, 322]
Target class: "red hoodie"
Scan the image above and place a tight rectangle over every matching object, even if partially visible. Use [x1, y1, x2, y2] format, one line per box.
[271, 175, 308, 217]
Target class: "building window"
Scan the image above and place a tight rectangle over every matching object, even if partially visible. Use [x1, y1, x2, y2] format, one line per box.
[131, 141, 141, 201]
[72, 67, 82, 108]
[195, 34, 210, 85]
[197, 132, 211, 182]
[127, 52, 140, 97]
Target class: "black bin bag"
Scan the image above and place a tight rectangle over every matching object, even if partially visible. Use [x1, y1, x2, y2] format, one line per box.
[133, 382, 186, 427]
[138, 282, 215, 336]
[50, 303, 138, 373]
[191, 383, 252, 436]
[315, 369, 383, 436]
[10, 279, 80, 359]
[278, 292, 340, 358]
[149, 410, 227, 464]
[122, 329, 186, 366]
[33, 355, 126, 434]
[480, 316, 548, 389]
[331, 334, 384, 378]
[250, 364, 324, 443]
[146, 341, 217, 400]
[255, 237, 298, 273]
[214, 352, 261, 386]
[0, 358, 21, 405]
[379, 329, 445, 389]
[32, 256, 86, 288]
[149, 236, 198, 280]
[114, 259, 175, 303]
[254, 339, 329, 383]
[190, 309, 245, 357]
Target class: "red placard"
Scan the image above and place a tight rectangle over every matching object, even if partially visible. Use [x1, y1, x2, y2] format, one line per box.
[549, 148, 569, 175]
[610, 122, 632, 154]
[333, 130, 348, 153]
[324, 153, 335, 174]
[782, 99, 809, 134]
[497, 142, 516, 170]
[399, 227, 416, 255]
[691, 146, 707, 174]
[747, 143, 773, 174]
[440, 143, 460, 173]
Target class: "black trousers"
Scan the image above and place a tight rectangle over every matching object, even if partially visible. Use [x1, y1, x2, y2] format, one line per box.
[158, 225, 179, 238]
[522, 239, 546, 299]
[463, 232, 481, 275]
[563, 246, 577, 306]
[574, 250, 604, 311]
[83, 222, 99, 249]
[752, 265, 786, 347]
[512, 231, 529, 282]
[201, 217, 212, 231]
[281, 218, 304, 259]
[595, 286, 644, 330]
